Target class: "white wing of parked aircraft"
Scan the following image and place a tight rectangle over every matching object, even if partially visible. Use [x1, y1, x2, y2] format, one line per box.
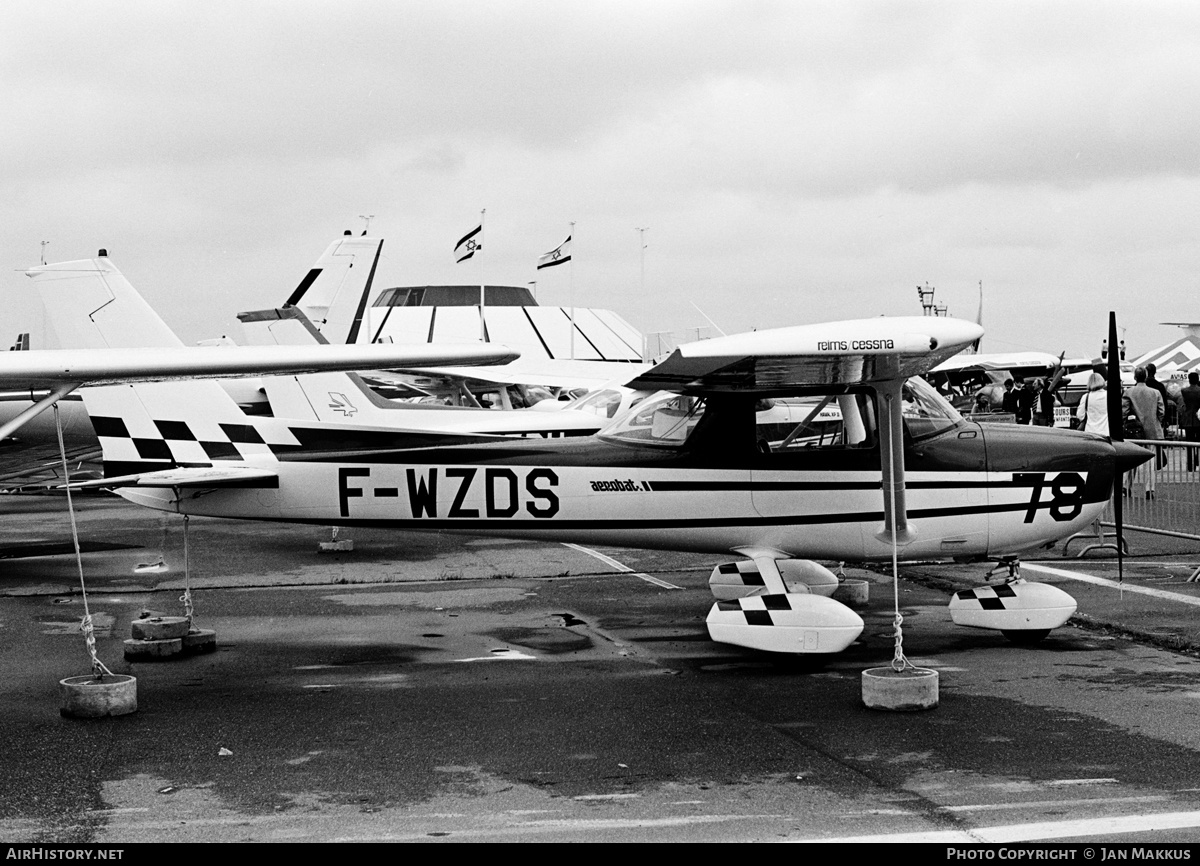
[930, 351, 1066, 374]
[236, 306, 609, 438]
[0, 255, 518, 448]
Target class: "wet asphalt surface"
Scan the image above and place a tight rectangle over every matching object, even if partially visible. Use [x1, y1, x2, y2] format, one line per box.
[4, 496, 1200, 843]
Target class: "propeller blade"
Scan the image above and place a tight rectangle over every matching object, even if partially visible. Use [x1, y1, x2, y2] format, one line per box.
[1106, 312, 1125, 582]
[1046, 351, 1067, 393]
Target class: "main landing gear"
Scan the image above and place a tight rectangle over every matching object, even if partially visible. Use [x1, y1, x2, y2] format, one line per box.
[947, 558, 1077, 645]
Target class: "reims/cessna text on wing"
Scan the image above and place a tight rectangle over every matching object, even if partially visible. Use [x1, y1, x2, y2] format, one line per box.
[25, 255, 1151, 657]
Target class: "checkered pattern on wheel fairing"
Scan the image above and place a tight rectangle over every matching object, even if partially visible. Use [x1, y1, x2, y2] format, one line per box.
[715, 594, 800, 626]
[953, 583, 1018, 611]
[716, 561, 766, 586]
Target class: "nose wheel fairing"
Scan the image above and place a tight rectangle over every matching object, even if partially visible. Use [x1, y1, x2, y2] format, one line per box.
[948, 580, 1076, 633]
[949, 560, 1077, 641]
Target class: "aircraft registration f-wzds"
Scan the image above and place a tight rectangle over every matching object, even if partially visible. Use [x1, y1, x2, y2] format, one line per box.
[28, 258, 1151, 656]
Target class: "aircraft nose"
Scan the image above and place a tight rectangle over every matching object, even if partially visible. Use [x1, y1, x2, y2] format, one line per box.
[1114, 440, 1153, 474]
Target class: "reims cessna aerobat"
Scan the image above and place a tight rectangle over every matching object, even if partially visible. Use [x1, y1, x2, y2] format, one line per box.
[22, 256, 1151, 657]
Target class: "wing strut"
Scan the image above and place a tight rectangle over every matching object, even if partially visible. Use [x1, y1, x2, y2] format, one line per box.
[875, 379, 913, 544]
[876, 377, 921, 672]
[0, 383, 78, 442]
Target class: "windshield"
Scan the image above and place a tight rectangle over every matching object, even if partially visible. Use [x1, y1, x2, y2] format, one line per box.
[902, 376, 963, 439]
[598, 377, 959, 450]
[570, 388, 641, 419]
[599, 392, 707, 447]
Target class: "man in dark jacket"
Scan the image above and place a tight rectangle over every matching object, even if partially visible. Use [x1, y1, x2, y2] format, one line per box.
[1177, 371, 1200, 472]
[1146, 363, 1172, 427]
[1001, 379, 1017, 415]
[1013, 378, 1036, 425]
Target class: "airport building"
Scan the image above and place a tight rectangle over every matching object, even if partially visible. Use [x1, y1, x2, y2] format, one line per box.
[360, 284, 647, 364]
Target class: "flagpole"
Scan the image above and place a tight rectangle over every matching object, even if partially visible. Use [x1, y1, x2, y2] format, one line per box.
[569, 221, 576, 361]
[479, 208, 487, 341]
[636, 226, 648, 299]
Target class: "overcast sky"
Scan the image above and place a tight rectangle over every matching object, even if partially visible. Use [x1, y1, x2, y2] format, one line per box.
[4, 0, 1199, 360]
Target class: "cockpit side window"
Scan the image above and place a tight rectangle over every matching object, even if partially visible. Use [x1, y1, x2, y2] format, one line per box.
[756, 392, 877, 454]
[599, 392, 707, 447]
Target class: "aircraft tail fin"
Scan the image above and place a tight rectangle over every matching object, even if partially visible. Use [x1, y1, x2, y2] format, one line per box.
[28, 255, 290, 476]
[27, 255, 184, 350]
[283, 234, 383, 345]
[9, 333, 29, 351]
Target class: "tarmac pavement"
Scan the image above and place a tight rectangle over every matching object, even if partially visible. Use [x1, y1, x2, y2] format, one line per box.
[4, 495, 1200, 843]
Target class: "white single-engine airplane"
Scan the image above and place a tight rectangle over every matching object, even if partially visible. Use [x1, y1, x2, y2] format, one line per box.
[24, 257, 1151, 656]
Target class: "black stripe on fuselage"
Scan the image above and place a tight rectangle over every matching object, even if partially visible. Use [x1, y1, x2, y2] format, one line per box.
[254, 498, 1097, 533]
[646, 475, 1090, 493]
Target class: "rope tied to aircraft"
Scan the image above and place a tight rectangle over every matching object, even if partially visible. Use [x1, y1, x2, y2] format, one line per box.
[889, 610, 914, 673]
[179, 514, 194, 627]
[55, 403, 113, 679]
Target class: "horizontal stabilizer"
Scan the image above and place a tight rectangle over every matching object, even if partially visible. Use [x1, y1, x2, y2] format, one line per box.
[68, 465, 278, 489]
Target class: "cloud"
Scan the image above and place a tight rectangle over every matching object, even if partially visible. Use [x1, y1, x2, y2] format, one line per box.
[4, 0, 1200, 358]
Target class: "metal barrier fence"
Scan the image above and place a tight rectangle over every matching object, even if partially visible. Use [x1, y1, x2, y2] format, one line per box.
[1108, 439, 1200, 540]
[1063, 440, 1200, 567]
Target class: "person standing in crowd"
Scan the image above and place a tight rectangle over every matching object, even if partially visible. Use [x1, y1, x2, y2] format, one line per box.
[1176, 371, 1200, 472]
[1033, 378, 1056, 426]
[1124, 366, 1165, 498]
[1076, 372, 1108, 434]
[1014, 377, 1035, 425]
[1001, 379, 1017, 415]
[1145, 363, 1173, 430]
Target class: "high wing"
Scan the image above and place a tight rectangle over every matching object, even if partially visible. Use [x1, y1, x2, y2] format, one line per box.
[0, 256, 518, 443]
[13, 255, 517, 388]
[931, 351, 1066, 374]
[0, 342, 519, 390]
[627, 317, 984, 394]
